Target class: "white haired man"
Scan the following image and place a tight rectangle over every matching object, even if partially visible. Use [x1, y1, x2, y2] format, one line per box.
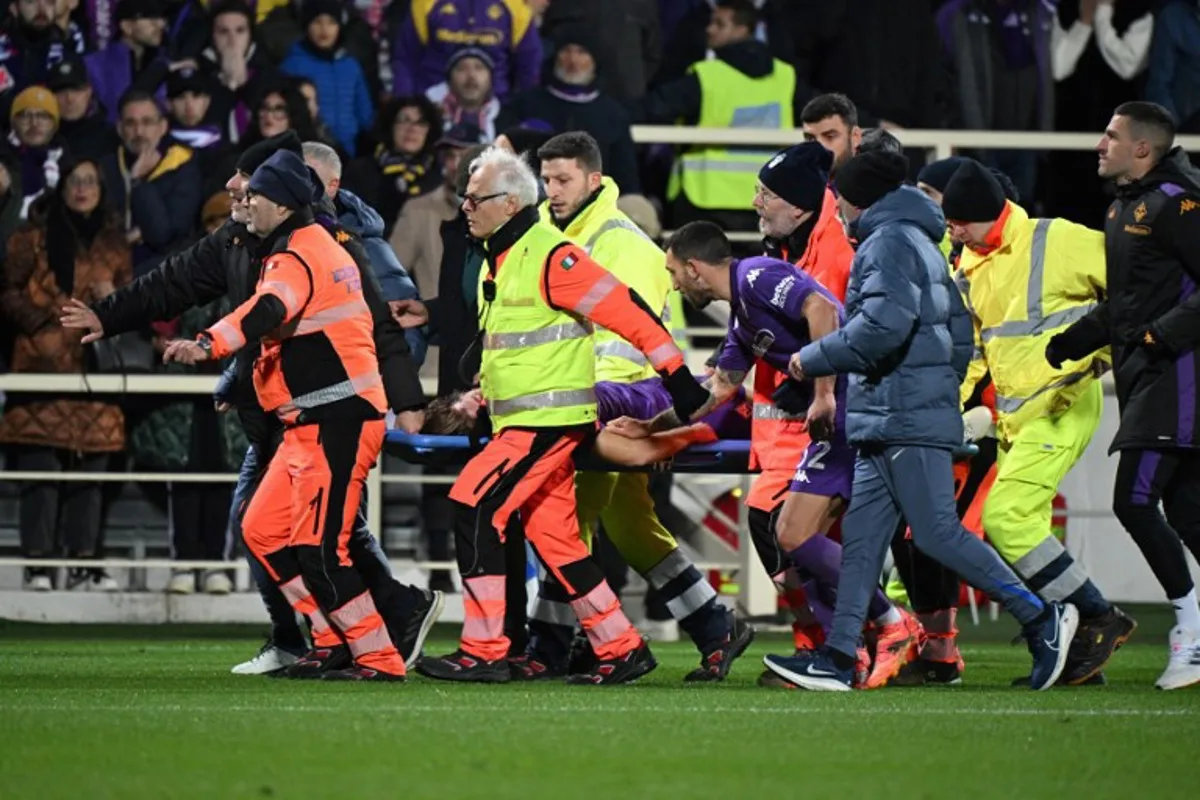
[416, 147, 711, 685]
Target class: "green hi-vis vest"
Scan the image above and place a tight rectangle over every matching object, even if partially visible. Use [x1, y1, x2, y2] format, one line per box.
[541, 178, 688, 384]
[479, 220, 598, 431]
[669, 58, 796, 211]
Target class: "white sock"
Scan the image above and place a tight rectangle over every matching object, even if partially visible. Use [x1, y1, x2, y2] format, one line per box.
[1169, 588, 1200, 633]
[874, 607, 902, 626]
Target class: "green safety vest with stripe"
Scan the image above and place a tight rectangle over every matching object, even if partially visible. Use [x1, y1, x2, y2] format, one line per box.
[954, 201, 1110, 440]
[478, 221, 598, 431]
[539, 177, 687, 384]
[668, 57, 796, 211]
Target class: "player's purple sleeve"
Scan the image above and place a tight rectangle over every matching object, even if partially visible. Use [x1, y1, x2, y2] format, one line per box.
[716, 320, 754, 374]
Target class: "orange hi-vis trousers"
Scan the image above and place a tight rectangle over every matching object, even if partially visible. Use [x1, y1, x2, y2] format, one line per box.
[242, 417, 404, 675]
[448, 427, 642, 663]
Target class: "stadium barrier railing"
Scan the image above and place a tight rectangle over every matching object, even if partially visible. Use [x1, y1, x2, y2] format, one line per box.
[0, 126, 1151, 612]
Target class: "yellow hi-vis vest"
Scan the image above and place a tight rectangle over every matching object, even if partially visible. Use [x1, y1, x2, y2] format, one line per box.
[539, 178, 687, 384]
[669, 57, 796, 211]
[478, 220, 598, 431]
[955, 201, 1110, 440]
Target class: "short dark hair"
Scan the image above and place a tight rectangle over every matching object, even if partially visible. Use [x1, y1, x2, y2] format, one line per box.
[1114, 101, 1176, 159]
[664, 221, 733, 265]
[537, 131, 603, 174]
[716, 0, 759, 31]
[858, 127, 903, 156]
[209, 0, 253, 30]
[423, 394, 472, 435]
[118, 88, 161, 118]
[801, 93, 858, 129]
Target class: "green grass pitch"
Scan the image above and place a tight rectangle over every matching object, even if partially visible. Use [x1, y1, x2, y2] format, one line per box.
[1, 610, 1197, 799]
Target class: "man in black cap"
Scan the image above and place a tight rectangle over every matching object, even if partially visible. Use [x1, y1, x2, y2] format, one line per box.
[944, 158, 1135, 687]
[428, 47, 499, 141]
[754, 140, 842, 267]
[165, 66, 222, 150]
[61, 130, 443, 676]
[48, 57, 120, 160]
[761, 151, 1079, 693]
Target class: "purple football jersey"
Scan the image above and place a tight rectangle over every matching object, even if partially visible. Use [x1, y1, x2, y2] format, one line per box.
[596, 378, 751, 440]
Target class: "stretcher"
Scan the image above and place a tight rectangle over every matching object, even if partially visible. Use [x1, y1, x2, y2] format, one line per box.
[384, 431, 978, 473]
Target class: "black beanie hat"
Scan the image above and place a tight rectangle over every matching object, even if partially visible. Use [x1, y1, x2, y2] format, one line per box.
[989, 167, 1020, 203]
[757, 141, 831, 212]
[916, 156, 968, 194]
[302, 0, 344, 28]
[942, 160, 1007, 223]
[249, 150, 321, 210]
[834, 151, 909, 209]
[237, 130, 303, 175]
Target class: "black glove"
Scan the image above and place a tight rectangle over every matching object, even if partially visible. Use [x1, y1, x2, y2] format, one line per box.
[661, 365, 710, 422]
[1044, 334, 1068, 370]
[771, 379, 808, 416]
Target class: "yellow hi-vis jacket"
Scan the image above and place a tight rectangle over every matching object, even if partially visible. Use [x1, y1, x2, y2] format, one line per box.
[955, 201, 1110, 440]
[540, 177, 686, 384]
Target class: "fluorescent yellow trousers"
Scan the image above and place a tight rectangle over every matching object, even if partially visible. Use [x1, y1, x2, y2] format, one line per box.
[575, 471, 678, 572]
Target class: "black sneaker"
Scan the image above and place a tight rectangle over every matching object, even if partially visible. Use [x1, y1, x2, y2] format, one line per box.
[322, 666, 406, 682]
[757, 648, 809, 688]
[684, 613, 755, 682]
[566, 640, 657, 685]
[889, 658, 963, 687]
[1061, 606, 1136, 685]
[397, 589, 446, 668]
[509, 653, 566, 681]
[285, 645, 352, 679]
[416, 649, 511, 682]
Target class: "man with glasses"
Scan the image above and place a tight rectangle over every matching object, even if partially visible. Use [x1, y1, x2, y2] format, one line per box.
[2, 85, 65, 217]
[417, 145, 710, 685]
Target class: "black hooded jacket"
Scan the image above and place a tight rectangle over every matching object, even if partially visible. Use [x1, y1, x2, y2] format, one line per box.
[1056, 148, 1200, 451]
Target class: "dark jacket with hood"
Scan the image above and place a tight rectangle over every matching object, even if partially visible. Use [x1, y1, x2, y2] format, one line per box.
[798, 185, 974, 449]
[496, 34, 642, 194]
[540, 0, 662, 105]
[426, 210, 487, 395]
[335, 186, 428, 366]
[58, 101, 122, 162]
[1054, 148, 1200, 451]
[91, 193, 425, 448]
[634, 37, 813, 129]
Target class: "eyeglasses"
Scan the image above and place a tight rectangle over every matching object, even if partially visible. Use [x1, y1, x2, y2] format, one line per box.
[66, 175, 99, 189]
[395, 115, 430, 128]
[16, 110, 54, 125]
[260, 104, 288, 117]
[462, 192, 506, 211]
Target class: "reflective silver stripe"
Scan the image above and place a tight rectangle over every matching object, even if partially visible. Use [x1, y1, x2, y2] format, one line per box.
[530, 598, 576, 627]
[483, 321, 591, 350]
[752, 402, 804, 421]
[209, 319, 245, 353]
[646, 342, 682, 369]
[573, 272, 620, 316]
[1027, 219, 1052, 320]
[329, 592, 375, 630]
[1037, 563, 1090, 603]
[293, 298, 371, 336]
[489, 388, 596, 417]
[347, 624, 392, 658]
[583, 218, 654, 254]
[666, 579, 718, 619]
[977, 219, 1096, 342]
[681, 154, 776, 173]
[980, 304, 1097, 343]
[594, 340, 649, 365]
[261, 279, 303, 316]
[1012, 536, 1066, 577]
[993, 369, 1090, 414]
[281, 372, 382, 414]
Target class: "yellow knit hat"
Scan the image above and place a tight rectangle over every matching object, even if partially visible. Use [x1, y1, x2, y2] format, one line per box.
[10, 86, 61, 126]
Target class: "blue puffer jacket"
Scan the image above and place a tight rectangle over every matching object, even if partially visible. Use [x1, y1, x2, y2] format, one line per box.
[798, 185, 973, 449]
[335, 188, 428, 366]
[280, 41, 373, 156]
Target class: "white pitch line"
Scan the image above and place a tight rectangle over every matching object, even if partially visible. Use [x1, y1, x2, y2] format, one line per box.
[0, 705, 1193, 718]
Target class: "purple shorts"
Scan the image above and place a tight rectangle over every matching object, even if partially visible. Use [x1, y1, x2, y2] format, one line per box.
[788, 431, 855, 500]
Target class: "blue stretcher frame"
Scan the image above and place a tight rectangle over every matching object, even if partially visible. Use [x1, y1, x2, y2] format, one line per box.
[384, 431, 979, 474]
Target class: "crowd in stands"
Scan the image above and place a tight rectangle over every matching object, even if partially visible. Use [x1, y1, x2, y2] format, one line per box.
[1, 0, 1198, 592]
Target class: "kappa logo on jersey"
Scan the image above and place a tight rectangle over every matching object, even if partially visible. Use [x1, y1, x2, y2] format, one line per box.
[746, 268, 762, 286]
[750, 328, 775, 357]
[771, 275, 795, 309]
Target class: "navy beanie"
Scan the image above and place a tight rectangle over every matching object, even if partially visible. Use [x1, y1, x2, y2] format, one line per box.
[757, 141, 831, 211]
[942, 160, 1007, 223]
[916, 156, 968, 194]
[237, 130, 303, 176]
[249, 150, 321, 210]
[834, 151, 909, 209]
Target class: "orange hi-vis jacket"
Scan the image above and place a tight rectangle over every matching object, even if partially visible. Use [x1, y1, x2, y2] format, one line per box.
[204, 215, 386, 425]
[750, 186, 854, 472]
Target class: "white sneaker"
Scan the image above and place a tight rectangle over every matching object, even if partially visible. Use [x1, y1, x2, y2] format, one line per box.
[203, 571, 233, 595]
[640, 618, 680, 643]
[231, 641, 301, 675]
[167, 571, 195, 595]
[88, 571, 119, 592]
[1156, 626, 1200, 690]
[26, 574, 52, 592]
